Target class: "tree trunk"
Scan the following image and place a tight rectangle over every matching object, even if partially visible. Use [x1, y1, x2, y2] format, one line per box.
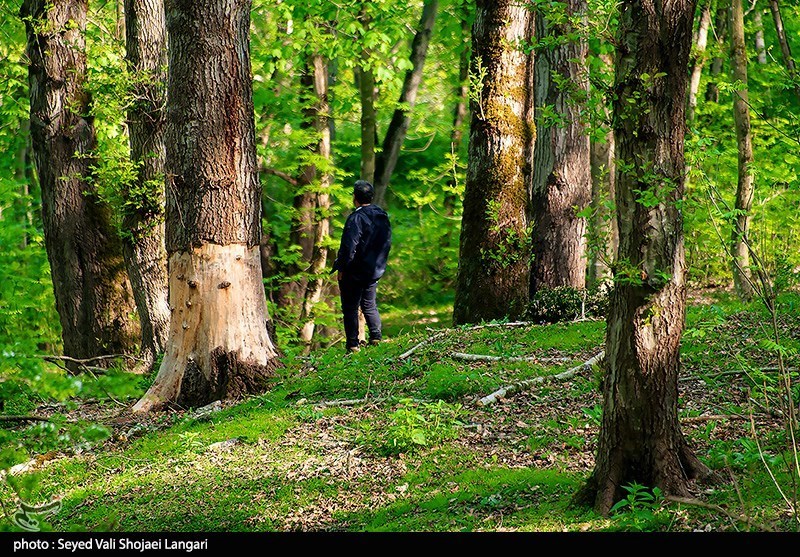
[134, 0, 280, 412]
[753, 7, 767, 64]
[730, 0, 755, 300]
[768, 0, 800, 104]
[452, 0, 535, 325]
[123, 0, 171, 371]
[357, 10, 376, 184]
[451, 0, 471, 153]
[587, 53, 617, 288]
[21, 0, 139, 370]
[529, 0, 591, 295]
[579, 0, 711, 516]
[706, 0, 730, 102]
[373, 0, 439, 207]
[298, 54, 333, 346]
[687, 0, 713, 122]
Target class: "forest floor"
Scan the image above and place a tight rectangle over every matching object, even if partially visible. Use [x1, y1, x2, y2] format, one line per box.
[2, 291, 800, 532]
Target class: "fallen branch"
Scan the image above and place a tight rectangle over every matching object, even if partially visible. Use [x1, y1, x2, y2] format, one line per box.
[478, 351, 604, 406]
[398, 321, 537, 360]
[0, 415, 50, 423]
[311, 397, 389, 408]
[680, 413, 750, 424]
[261, 167, 299, 187]
[665, 495, 772, 532]
[451, 352, 571, 364]
[36, 354, 143, 365]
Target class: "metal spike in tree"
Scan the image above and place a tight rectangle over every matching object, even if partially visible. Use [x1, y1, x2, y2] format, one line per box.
[768, 0, 800, 104]
[123, 0, 171, 371]
[373, 0, 439, 207]
[21, 0, 139, 370]
[133, 0, 281, 413]
[529, 0, 591, 296]
[730, 0, 756, 300]
[576, 0, 712, 515]
[452, 0, 535, 325]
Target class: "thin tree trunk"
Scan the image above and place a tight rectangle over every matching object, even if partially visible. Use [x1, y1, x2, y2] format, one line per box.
[452, 0, 535, 325]
[373, 0, 439, 207]
[529, 0, 591, 295]
[768, 0, 800, 104]
[587, 53, 617, 288]
[357, 10, 376, 184]
[451, 0, 471, 153]
[123, 0, 170, 371]
[21, 0, 139, 370]
[688, 0, 713, 122]
[730, 0, 755, 300]
[578, 0, 711, 515]
[134, 0, 280, 413]
[753, 7, 767, 64]
[298, 54, 333, 346]
[706, 0, 730, 102]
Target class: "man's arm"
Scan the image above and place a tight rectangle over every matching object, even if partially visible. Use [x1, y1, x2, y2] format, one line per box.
[332, 213, 362, 277]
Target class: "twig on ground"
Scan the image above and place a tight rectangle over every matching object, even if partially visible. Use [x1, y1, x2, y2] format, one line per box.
[450, 352, 571, 364]
[0, 415, 51, 423]
[478, 351, 604, 406]
[665, 496, 772, 531]
[680, 413, 749, 423]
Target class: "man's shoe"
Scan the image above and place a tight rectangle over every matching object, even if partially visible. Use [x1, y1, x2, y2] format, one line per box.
[368, 339, 381, 346]
[346, 345, 361, 354]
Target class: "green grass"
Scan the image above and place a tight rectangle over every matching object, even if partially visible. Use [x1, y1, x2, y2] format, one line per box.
[3, 293, 800, 532]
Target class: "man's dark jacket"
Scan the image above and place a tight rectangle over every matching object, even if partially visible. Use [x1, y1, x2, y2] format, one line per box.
[332, 204, 392, 283]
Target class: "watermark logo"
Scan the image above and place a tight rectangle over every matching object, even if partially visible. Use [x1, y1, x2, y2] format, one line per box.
[12, 499, 61, 532]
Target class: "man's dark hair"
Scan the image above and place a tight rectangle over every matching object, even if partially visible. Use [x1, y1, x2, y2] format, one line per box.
[353, 180, 374, 204]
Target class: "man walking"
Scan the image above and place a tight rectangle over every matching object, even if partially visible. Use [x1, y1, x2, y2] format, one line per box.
[332, 180, 392, 353]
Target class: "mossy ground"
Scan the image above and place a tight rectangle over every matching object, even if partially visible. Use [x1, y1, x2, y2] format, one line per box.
[2, 291, 799, 532]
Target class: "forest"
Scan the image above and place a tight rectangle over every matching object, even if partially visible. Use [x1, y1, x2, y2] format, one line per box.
[1, 0, 799, 534]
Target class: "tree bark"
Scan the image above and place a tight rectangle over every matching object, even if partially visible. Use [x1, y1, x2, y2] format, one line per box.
[687, 0, 713, 122]
[134, 0, 280, 412]
[357, 9, 376, 184]
[373, 0, 439, 207]
[298, 54, 333, 346]
[706, 0, 730, 102]
[123, 0, 171, 371]
[529, 0, 591, 295]
[753, 7, 767, 64]
[587, 53, 617, 288]
[579, 0, 711, 516]
[452, 0, 535, 325]
[768, 0, 800, 104]
[21, 0, 139, 370]
[730, 0, 755, 300]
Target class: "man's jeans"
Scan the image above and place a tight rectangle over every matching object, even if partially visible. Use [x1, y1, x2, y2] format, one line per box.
[339, 276, 382, 349]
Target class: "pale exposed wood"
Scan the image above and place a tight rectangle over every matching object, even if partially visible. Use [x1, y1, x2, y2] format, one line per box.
[134, 245, 279, 412]
[687, 0, 712, 122]
[478, 351, 604, 406]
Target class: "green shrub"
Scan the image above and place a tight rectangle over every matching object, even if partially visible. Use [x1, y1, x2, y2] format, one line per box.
[527, 286, 609, 323]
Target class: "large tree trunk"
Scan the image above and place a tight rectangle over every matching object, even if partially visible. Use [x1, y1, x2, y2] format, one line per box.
[373, 0, 439, 207]
[706, 0, 730, 102]
[123, 0, 171, 371]
[21, 0, 139, 369]
[529, 0, 591, 295]
[687, 0, 713, 122]
[579, 0, 711, 516]
[134, 0, 280, 412]
[452, 0, 535, 325]
[587, 53, 617, 288]
[730, 0, 755, 300]
[768, 0, 800, 104]
[298, 54, 333, 346]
